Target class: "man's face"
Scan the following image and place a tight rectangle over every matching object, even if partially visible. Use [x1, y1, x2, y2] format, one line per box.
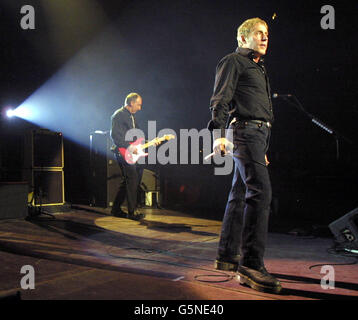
[130, 96, 142, 113]
[243, 23, 269, 56]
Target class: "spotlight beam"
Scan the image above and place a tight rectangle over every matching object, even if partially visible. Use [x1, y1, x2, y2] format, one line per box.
[6, 109, 15, 118]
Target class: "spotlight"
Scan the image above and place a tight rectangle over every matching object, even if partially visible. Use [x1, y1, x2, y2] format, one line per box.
[4, 105, 33, 120]
[6, 109, 15, 118]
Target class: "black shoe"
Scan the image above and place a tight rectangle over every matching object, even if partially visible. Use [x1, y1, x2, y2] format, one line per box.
[111, 208, 127, 218]
[237, 265, 282, 294]
[127, 210, 145, 221]
[215, 255, 240, 272]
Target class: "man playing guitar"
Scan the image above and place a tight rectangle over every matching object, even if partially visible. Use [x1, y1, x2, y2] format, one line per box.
[110, 92, 145, 220]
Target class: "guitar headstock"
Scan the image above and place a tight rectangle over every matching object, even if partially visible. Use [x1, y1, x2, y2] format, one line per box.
[162, 134, 175, 141]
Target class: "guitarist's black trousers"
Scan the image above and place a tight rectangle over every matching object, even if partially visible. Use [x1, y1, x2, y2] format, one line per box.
[217, 121, 272, 269]
[113, 152, 143, 214]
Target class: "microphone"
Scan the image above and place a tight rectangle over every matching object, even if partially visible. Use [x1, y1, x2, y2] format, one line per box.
[272, 93, 292, 99]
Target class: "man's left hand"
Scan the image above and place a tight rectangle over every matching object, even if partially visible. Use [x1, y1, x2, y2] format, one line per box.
[213, 138, 233, 156]
[265, 154, 269, 166]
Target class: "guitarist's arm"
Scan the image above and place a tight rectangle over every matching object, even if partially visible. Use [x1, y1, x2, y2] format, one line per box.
[110, 114, 131, 150]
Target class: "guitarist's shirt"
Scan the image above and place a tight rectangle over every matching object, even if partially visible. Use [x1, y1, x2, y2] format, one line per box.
[110, 106, 139, 152]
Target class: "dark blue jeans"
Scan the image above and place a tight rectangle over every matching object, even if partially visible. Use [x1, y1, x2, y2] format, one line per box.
[218, 121, 272, 269]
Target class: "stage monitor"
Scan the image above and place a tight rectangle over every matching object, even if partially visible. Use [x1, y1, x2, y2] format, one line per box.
[329, 207, 358, 250]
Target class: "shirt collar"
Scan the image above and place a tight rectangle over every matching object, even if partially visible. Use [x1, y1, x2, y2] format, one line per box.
[235, 47, 265, 65]
[123, 106, 134, 117]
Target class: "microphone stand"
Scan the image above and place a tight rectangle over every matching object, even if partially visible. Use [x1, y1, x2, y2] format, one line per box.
[279, 95, 353, 160]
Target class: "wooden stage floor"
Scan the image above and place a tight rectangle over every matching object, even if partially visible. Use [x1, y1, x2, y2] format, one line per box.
[0, 205, 357, 302]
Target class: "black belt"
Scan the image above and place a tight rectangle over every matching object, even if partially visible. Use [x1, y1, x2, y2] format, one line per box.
[231, 118, 272, 128]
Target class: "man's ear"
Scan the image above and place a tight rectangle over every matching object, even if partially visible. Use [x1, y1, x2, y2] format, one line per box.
[240, 35, 247, 45]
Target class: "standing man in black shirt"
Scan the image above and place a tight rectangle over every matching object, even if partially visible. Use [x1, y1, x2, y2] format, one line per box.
[208, 18, 281, 294]
[110, 92, 145, 220]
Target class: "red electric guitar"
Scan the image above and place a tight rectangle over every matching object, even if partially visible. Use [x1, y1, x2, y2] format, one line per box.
[118, 134, 175, 164]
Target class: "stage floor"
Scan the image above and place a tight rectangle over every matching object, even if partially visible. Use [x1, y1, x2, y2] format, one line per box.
[0, 205, 357, 301]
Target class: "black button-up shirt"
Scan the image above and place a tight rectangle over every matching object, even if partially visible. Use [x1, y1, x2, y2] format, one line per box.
[208, 47, 273, 130]
[110, 106, 138, 151]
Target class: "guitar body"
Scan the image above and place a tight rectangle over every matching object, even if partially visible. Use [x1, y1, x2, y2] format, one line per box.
[118, 134, 175, 164]
[118, 138, 146, 164]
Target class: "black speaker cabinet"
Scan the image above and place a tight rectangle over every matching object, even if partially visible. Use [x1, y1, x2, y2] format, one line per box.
[89, 132, 160, 208]
[0, 182, 28, 219]
[30, 170, 65, 206]
[141, 169, 160, 192]
[23, 129, 65, 206]
[329, 207, 358, 250]
[89, 131, 122, 208]
[24, 129, 64, 169]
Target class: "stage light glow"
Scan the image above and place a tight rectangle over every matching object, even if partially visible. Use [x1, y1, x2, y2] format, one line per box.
[2, 0, 113, 149]
[8, 105, 34, 120]
[10, 3, 165, 151]
[6, 109, 15, 118]
[12, 27, 125, 148]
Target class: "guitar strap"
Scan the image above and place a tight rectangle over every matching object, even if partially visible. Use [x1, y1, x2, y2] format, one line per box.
[130, 114, 136, 129]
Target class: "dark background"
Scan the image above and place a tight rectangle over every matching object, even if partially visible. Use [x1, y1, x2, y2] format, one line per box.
[0, 0, 357, 232]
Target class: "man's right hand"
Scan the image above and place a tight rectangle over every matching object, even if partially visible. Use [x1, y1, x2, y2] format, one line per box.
[128, 144, 139, 155]
[213, 138, 233, 156]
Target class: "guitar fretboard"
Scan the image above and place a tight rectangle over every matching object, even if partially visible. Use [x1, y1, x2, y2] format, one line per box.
[140, 138, 165, 150]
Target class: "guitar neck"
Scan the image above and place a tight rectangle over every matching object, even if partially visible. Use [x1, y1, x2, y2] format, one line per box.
[140, 138, 164, 150]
